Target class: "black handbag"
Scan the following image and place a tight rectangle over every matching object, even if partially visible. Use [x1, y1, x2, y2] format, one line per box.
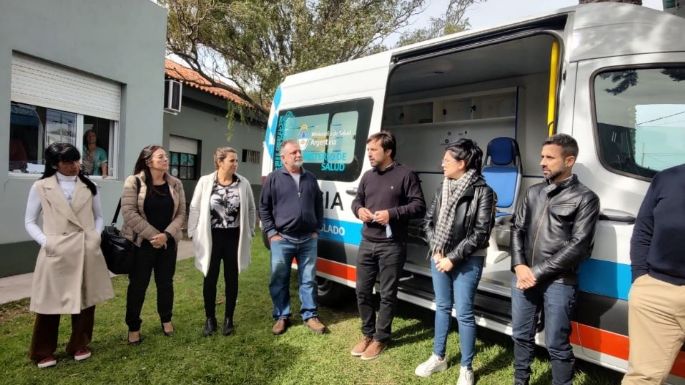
[101, 178, 140, 274]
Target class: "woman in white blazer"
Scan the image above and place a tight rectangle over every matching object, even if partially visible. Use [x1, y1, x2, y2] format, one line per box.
[187, 147, 256, 336]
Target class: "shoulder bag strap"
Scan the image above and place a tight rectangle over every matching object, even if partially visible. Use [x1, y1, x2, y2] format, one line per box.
[111, 177, 141, 225]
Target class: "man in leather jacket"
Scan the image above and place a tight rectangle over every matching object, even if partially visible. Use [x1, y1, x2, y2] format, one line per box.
[510, 134, 600, 385]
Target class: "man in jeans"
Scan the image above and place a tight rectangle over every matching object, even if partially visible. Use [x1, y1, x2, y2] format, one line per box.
[510, 134, 600, 385]
[259, 139, 326, 335]
[350, 131, 425, 360]
[622, 163, 685, 385]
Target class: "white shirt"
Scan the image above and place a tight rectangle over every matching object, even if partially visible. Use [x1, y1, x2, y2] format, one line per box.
[24, 172, 103, 246]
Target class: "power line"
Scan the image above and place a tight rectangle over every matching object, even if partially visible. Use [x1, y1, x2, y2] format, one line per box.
[636, 109, 685, 126]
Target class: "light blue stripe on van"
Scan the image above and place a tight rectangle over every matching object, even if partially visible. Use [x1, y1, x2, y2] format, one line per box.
[318, 218, 362, 246]
[264, 86, 282, 159]
[578, 259, 632, 301]
[316, 217, 633, 301]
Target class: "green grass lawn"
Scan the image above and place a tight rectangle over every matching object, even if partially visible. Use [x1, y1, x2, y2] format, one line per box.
[0, 240, 623, 384]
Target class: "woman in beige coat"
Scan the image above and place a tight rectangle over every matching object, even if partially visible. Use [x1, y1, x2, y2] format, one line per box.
[24, 143, 114, 368]
[121, 145, 185, 344]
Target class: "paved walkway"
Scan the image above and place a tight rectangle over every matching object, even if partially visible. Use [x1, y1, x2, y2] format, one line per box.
[0, 239, 194, 305]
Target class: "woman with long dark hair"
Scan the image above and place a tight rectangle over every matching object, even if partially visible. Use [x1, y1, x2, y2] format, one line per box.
[414, 139, 496, 385]
[188, 147, 256, 336]
[24, 143, 114, 368]
[121, 145, 186, 344]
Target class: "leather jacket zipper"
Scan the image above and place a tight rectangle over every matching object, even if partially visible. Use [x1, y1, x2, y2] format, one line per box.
[530, 198, 550, 266]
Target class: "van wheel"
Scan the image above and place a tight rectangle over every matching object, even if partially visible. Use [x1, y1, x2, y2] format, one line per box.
[317, 277, 351, 307]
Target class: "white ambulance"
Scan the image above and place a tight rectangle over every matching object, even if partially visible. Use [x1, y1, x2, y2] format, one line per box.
[261, 3, 685, 382]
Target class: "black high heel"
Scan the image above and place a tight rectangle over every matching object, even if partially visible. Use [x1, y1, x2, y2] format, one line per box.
[203, 317, 217, 337]
[222, 318, 234, 336]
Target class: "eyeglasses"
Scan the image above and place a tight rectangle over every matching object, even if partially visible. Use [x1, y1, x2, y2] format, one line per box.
[441, 158, 458, 165]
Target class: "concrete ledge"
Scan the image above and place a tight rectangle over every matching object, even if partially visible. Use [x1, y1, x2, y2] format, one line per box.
[0, 239, 194, 305]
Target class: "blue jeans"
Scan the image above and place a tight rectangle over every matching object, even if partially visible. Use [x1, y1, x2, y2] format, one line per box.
[511, 277, 577, 385]
[269, 237, 318, 321]
[431, 255, 484, 369]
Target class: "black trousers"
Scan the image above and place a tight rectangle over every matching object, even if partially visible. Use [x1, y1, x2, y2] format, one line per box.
[125, 239, 177, 332]
[355, 239, 406, 343]
[29, 306, 95, 362]
[204, 228, 240, 320]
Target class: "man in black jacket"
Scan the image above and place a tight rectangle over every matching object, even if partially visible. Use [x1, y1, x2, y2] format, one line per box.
[259, 140, 326, 335]
[350, 131, 425, 360]
[510, 134, 600, 385]
[622, 164, 685, 385]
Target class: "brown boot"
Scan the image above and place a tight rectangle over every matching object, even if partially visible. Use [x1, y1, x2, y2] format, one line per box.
[272, 318, 290, 335]
[350, 335, 373, 356]
[304, 317, 326, 334]
[360, 340, 386, 361]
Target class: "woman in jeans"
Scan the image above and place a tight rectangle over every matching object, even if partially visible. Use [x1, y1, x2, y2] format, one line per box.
[121, 145, 186, 344]
[188, 147, 256, 336]
[415, 139, 496, 385]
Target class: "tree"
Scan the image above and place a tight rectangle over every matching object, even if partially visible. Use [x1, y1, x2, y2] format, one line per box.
[397, 0, 483, 47]
[163, 0, 426, 120]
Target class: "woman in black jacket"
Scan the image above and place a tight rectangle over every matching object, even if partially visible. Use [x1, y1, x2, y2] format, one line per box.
[414, 139, 496, 385]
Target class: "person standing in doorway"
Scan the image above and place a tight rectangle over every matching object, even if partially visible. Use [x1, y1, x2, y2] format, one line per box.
[510, 134, 600, 385]
[259, 139, 326, 335]
[622, 163, 685, 385]
[350, 131, 426, 360]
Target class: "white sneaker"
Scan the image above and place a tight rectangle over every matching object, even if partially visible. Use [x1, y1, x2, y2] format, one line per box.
[456, 366, 474, 385]
[37, 356, 57, 368]
[414, 353, 447, 377]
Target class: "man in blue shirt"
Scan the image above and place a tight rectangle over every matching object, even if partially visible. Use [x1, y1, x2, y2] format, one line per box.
[259, 140, 325, 335]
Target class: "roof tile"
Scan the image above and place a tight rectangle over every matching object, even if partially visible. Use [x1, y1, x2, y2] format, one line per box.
[164, 59, 251, 107]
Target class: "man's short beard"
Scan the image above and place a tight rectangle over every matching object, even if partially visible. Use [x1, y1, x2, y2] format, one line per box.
[293, 159, 304, 168]
[545, 169, 567, 183]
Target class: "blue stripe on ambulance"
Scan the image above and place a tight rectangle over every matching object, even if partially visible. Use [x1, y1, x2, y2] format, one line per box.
[578, 259, 631, 301]
[318, 218, 363, 246]
[264, 86, 282, 160]
[317, 217, 632, 301]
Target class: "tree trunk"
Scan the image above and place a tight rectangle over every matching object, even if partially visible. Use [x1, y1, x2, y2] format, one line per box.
[579, 0, 642, 4]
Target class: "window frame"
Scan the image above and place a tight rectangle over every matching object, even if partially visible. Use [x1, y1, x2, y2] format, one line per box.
[273, 98, 374, 182]
[169, 150, 198, 181]
[242, 149, 261, 164]
[591, 63, 685, 182]
[9, 101, 119, 179]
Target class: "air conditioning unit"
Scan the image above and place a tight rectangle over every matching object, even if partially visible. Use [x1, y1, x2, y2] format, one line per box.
[164, 79, 182, 113]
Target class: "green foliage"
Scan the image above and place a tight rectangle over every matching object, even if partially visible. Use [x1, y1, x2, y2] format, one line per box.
[163, 0, 426, 120]
[397, 0, 484, 47]
[0, 240, 623, 384]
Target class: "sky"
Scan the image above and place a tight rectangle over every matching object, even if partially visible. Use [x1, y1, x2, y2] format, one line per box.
[388, 0, 664, 44]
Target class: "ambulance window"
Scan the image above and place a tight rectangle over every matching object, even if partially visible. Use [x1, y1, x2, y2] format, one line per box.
[594, 67, 685, 180]
[273, 98, 373, 181]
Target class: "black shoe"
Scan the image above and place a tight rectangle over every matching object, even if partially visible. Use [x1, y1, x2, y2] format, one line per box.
[222, 318, 234, 336]
[203, 317, 217, 337]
